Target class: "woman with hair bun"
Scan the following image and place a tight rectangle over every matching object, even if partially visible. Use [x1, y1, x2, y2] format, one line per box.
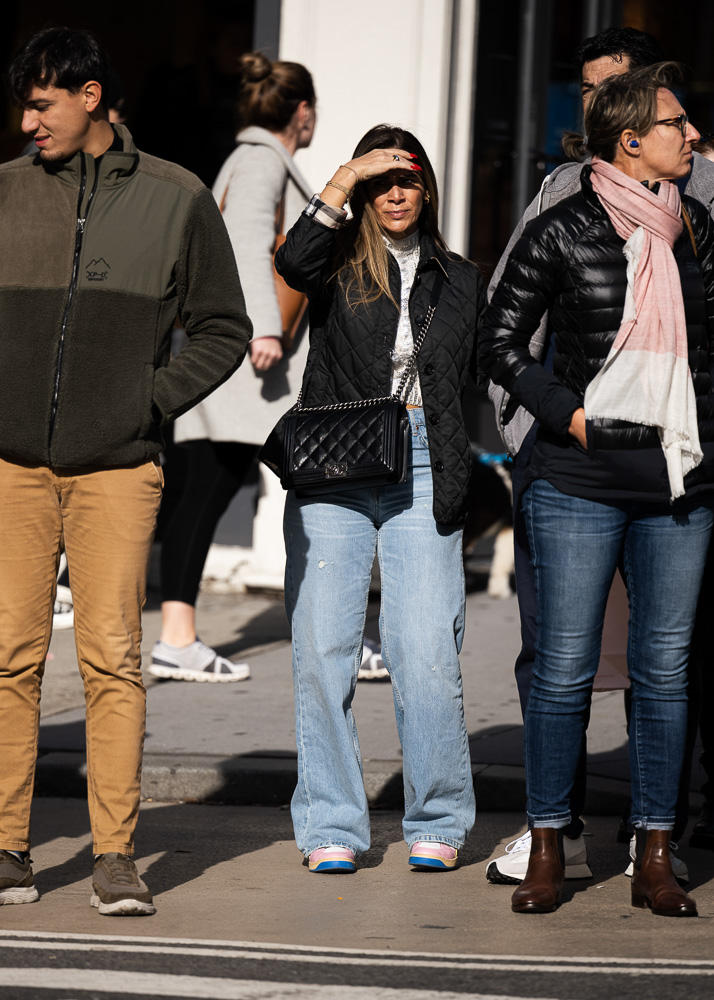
[275, 124, 484, 874]
[151, 52, 316, 683]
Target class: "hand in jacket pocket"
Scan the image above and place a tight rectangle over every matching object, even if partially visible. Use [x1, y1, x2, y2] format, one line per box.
[568, 407, 588, 450]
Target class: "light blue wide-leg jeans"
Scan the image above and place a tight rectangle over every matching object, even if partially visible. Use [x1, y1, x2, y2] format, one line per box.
[284, 408, 475, 856]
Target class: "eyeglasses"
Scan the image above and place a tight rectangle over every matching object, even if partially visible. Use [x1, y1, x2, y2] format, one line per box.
[655, 114, 689, 137]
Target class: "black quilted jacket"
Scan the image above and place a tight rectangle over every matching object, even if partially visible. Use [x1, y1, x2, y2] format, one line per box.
[480, 166, 714, 499]
[275, 212, 486, 524]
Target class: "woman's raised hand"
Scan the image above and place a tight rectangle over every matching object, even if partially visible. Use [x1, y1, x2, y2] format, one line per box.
[342, 148, 420, 184]
[320, 149, 421, 209]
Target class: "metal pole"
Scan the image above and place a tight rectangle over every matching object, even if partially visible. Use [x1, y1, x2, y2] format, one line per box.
[582, 0, 623, 39]
[441, 0, 479, 256]
[512, 0, 537, 229]
[583, 0, 601, 39]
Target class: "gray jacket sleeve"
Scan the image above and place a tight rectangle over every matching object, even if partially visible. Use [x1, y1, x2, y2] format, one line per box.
[685, 151, 714, 215]
[218, 144, 286, 342]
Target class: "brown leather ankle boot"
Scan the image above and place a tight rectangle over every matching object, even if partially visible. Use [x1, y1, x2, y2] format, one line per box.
[631, 829, 697, 917]
[511, 828, 564, 913]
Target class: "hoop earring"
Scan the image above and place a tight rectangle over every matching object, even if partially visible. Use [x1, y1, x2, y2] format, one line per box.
[424, 191, 431, 203]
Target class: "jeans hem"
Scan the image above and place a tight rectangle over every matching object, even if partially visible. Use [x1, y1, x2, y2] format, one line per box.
[408, 837, 462, 850]
[303, 842, 358, 857]
[632, 820, 675, 831]
[528, 815, 570, 830]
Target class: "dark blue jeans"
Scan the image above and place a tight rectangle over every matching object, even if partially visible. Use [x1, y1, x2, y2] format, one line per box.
[523, 479, 713, 830]
[512, 436, 587, 836]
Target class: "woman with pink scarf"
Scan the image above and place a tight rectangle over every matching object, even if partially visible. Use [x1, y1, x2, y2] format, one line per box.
[480, 63, 714, 917]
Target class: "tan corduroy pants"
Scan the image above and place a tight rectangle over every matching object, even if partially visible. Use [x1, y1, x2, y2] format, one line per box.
[0, 456, 163, 854]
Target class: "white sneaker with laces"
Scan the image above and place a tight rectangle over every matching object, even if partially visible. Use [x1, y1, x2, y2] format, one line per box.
[149, 639, 250, 683]
[624, 834, 689, 883]
[486, 829, 593, 884]
[357, 639, 389, 681]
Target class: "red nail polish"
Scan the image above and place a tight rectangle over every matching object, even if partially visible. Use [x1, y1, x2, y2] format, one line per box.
[412, 164, 422, 171]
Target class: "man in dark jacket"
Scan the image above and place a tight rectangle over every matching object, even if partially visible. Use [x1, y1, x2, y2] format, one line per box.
[0, 28, 251, 914]
[485, 26, 714, 885]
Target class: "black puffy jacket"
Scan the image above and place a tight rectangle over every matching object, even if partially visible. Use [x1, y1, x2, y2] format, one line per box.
[275, 210, 485, 524]
[479, 166, 714, 500]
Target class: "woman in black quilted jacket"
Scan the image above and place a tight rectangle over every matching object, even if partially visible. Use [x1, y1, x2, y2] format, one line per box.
[480, 64, 714, 916]
[274, 124, 484, 875]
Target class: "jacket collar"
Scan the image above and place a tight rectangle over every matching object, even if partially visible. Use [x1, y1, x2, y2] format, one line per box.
[417, 230, 451, 281]
[579, 162, 599, 204]
[41, 123, 139, 188]
[235, 125, 312, 202]
[385, 230, 450, 304]
[582, 160, 686, 212]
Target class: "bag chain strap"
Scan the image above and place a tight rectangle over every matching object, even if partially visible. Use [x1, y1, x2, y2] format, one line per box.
[295, 299, 438, 414]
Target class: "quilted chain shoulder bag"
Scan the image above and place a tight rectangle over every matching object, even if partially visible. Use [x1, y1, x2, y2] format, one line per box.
[262, 272, 443, 495]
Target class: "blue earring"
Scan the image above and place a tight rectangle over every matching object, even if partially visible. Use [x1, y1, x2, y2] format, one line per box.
[629, 139, 639, 147]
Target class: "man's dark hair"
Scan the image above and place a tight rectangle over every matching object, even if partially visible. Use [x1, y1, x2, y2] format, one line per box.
[575, 27, 665, 74]
[564, 61, 684, 163]
[7, 27, 111, 107]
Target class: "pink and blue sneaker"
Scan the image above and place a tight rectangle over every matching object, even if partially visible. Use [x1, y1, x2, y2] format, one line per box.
[308, 847, 356, 873]
[409, 841, 458, 870]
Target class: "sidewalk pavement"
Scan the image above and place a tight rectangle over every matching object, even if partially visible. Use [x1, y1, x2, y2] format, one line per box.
[35, 558, 708, 818]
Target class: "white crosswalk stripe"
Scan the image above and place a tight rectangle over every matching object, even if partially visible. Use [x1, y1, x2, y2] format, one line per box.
[3, 930, 714, 999]
[3, 929, 714, 971]
[0, 969, 541, 1000]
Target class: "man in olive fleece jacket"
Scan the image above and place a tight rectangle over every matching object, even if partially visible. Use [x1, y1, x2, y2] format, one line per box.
[0, 28, 251, 915]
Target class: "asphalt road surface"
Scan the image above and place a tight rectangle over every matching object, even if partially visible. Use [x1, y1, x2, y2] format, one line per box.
[2, 800, 714, 999]
[3, 928, 714, 999]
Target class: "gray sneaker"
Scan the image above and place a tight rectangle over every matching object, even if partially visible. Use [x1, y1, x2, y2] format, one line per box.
[0, 850, 39, 905]
[149, 639, 250, 683]
[91, 853, 156, 916]
[357, 639, 389, 681]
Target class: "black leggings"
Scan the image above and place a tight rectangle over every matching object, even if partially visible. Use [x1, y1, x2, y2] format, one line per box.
[160, 439, 259, 604]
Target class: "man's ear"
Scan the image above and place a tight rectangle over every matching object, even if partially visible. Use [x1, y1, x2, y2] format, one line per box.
[83, 80, 104, 115]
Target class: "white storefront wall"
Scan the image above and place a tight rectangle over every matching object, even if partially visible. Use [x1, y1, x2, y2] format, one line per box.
[282, 0, 479, 256]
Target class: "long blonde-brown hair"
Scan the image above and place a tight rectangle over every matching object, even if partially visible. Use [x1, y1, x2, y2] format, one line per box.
[333, 125, 446, 308]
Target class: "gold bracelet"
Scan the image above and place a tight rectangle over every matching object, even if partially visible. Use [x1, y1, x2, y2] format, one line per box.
[325, 180, 352, 197]
[340, 164, 359, 182]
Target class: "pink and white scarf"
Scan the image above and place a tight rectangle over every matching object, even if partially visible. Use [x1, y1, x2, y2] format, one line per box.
[585, 156, 701, 499]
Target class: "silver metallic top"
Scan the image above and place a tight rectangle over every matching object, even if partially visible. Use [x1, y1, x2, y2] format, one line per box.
[384, 231, 422, 405]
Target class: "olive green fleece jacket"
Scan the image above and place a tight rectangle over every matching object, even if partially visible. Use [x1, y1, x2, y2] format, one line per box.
[0, 124, 252, 467]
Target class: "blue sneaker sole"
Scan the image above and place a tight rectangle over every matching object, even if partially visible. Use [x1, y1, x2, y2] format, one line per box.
[409, 855, 454, 870]
[309, 860, 356, 873]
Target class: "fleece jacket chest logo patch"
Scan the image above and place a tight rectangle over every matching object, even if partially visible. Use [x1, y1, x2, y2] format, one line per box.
[86, 258, 111, 282]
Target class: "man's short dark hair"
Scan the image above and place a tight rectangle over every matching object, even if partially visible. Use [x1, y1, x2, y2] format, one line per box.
[7, 26, 111, 107]
[575, 27, 665, 75]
